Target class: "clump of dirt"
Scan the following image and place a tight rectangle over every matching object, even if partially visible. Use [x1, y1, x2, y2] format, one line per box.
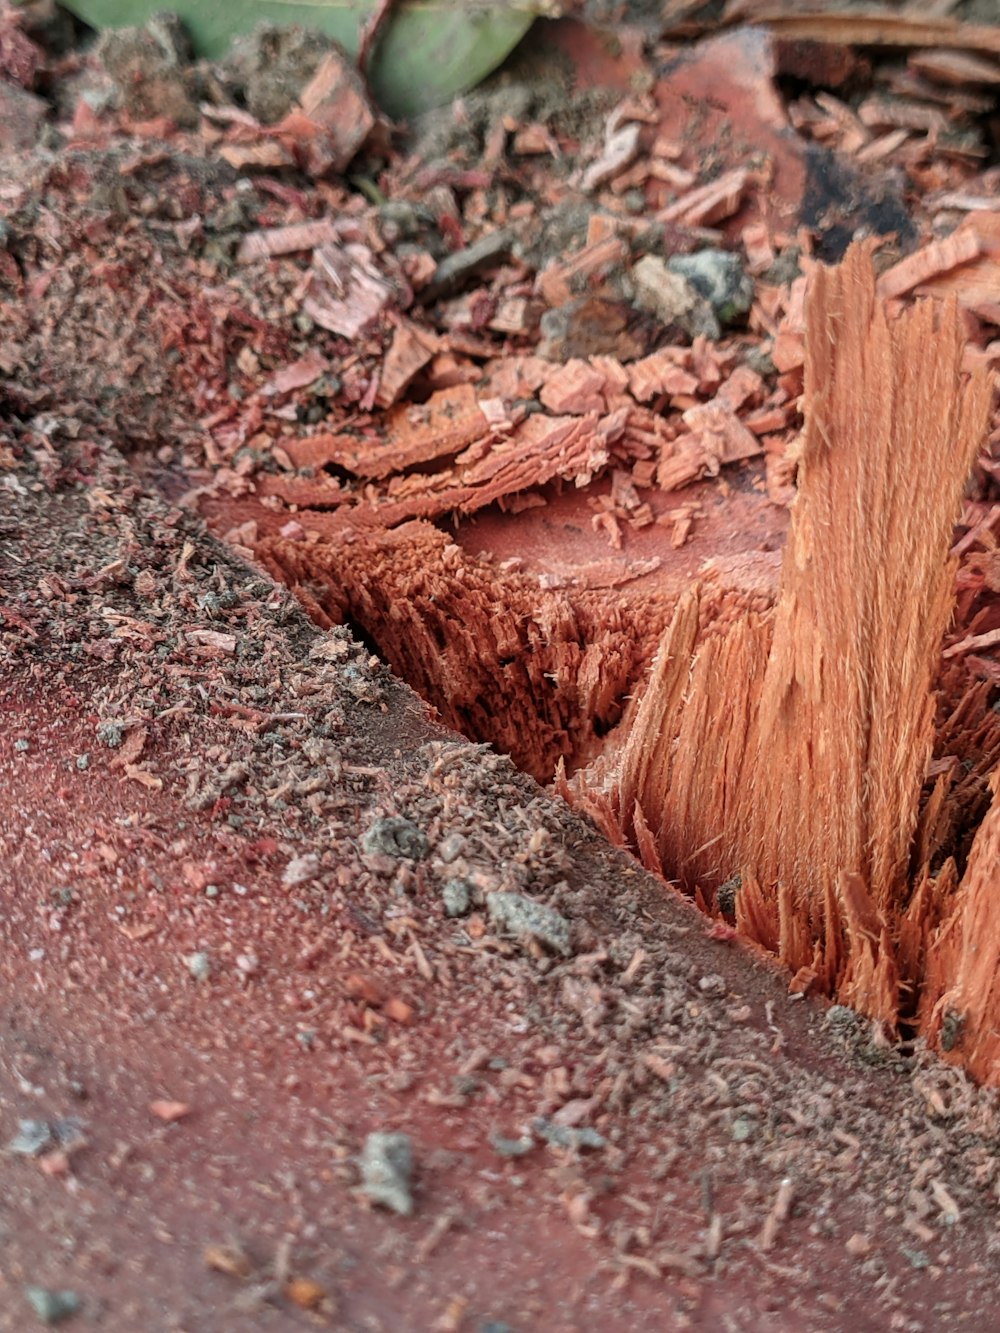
[226, 23, 342, 124]
[96, 12, 203, 126]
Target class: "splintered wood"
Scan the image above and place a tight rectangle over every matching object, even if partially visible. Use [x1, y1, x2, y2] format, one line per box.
[257, 517, 775, 784]
[190, 15, 1000, 1084]
[250, 341, 789, 785]
[574, 245, 999, 1059]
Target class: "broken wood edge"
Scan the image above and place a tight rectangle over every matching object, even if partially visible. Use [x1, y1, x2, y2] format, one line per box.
[571, 241, 993, 1051]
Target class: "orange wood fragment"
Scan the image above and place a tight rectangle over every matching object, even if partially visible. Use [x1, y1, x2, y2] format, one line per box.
[576, 244, 991, 1027]
[902, 214, 1000, 322]
[876, 227, 983, 301]
[290, 51, 375, 173]
[919, 771, 1000, 1076]
[658, 168, 750, 227]
[375, 319, 441, 407]
[282, 386, 490, 478]
[303, 243, 394, 339]
[539, 359, 610, 415]
[729, 9, 1000, 58]
[536, 235, 629, 308]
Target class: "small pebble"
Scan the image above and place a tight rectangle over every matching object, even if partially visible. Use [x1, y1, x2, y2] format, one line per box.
[359, 1131, 415, 1216]
[667, 248, 753, 324]
[532, 1117, 605, 1151]
[283, 853, 320, 887]
[441, 879, 471, 917]
[6, 1120, 51, 1156]
[490, 1132, 534, 1159]
[437, 832, 466, 863]
[24, 1287, 81, 1325]
[900, 1245, 929, 1270]
[186, 951, 211, 982]
[731, 1117, 755, 1143]
[363, 816, 429, 861]
[486, 892, 571, 956]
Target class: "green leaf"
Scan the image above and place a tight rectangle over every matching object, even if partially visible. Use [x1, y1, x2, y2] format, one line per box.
[60, 0, 538, 118]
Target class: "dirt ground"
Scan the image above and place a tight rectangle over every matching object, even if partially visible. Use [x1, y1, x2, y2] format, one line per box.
[5, 382, 1000, 1332]
[4, 3, 1000, 1331]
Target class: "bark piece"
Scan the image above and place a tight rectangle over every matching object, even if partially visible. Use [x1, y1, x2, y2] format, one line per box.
[537, 236, 629, 308]
[895, 214, 1000, 323]
[909, 48, 1000, 87]
[257, 516, 776, 784]
[539, 359, 609, 415]
[725, 8, 1000, 58]
[292, 50, 376, 173]
[658, 168, 751, 228]
[237, 221, 337, 264]
[876, 227, 983, 301]
[627, 349, 699, 402]
[920, 770, 1000, 1077]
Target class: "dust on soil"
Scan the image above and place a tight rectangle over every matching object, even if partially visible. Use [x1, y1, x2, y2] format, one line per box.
[4, 386, 1000, 1333]
[4, 4, 1000, 1332]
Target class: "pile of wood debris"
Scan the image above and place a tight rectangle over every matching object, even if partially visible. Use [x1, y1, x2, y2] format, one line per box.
[5, 1, 1000, 1081]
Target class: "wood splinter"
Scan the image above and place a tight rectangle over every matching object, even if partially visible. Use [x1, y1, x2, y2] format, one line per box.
[574, 243, 997, 1064]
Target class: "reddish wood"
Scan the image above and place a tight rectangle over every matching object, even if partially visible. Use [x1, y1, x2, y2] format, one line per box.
[572, 246, 992, 1034]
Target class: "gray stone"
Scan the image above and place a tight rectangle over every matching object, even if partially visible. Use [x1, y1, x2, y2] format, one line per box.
[97, 720, 124, 748]
[533, 1117, 605, 1151]
[441, 879, 472, 917]
[363, 816, 429, 861]
[631, 255, 719, 340]
[490, 1132, 534, 1158]
[667, 249, 753, 325]
[6, 1120, 51, 1156]
[24, 1288, 81, 1325]
[359, 1131, 414, 1216]
[486, 892, 571, 956]
[731, 1116, 756, 1143]
[698, 973, 728, 999]
[186, 950, 211, 982]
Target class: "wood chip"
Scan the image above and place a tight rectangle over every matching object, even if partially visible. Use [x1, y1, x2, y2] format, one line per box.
[237, 221, 337, 264]
[376, 319, 441, 407]
[658, 167, 750, 227]
[149, 1100, 191, 1122]
[303, 244, 395, 339]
